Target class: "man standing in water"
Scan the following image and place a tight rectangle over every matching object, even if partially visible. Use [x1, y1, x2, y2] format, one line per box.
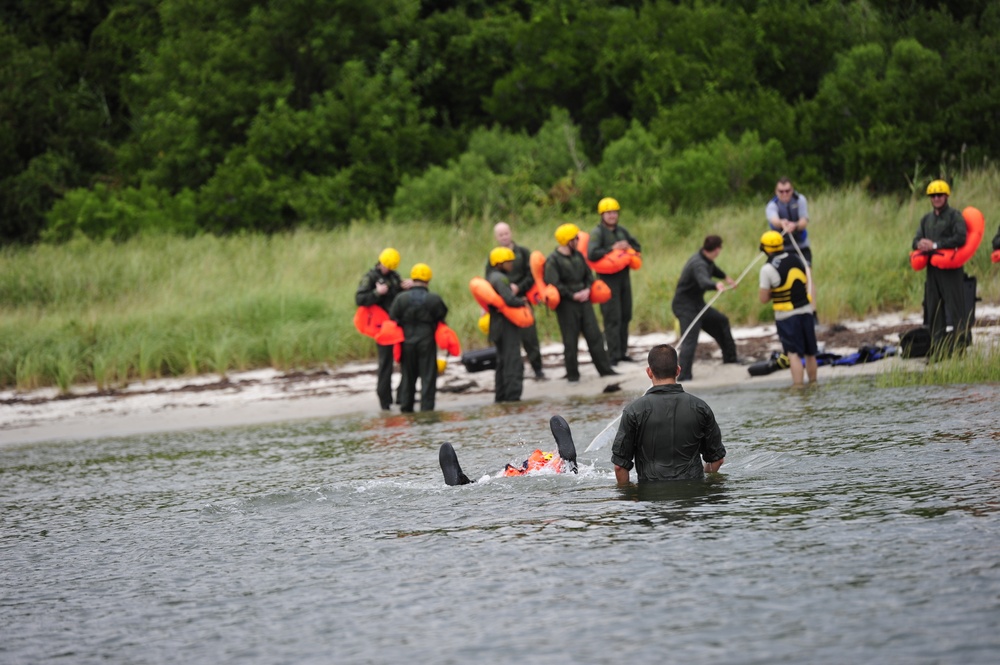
[759, 231, 817, 386]
[611, 344, 726, 484]
[671, 235, 738, 382]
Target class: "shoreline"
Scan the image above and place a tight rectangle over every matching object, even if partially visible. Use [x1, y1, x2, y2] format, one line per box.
[3, 307, 998, 447]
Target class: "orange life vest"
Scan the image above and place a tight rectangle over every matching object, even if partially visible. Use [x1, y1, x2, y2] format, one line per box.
[577, 230, 641, 275]
[353, 305, 390, 338]
[469, 277, 535, 328]
[528, 251, 561, 310]
[909, 206, 985, 271]
[502, 449, 565, 476]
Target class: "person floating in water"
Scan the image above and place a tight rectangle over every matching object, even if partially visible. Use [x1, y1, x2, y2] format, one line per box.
[438, 415, 578, 485]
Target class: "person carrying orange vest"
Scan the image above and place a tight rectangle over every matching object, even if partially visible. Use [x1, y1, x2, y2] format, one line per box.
[587, 197, 641, 365]
[485, 222, 545, 380]
[487, 246, 528, 402]
[545, 223, 617, 382]
[355, 248, 412, 410]
[912, 180, 971, 356]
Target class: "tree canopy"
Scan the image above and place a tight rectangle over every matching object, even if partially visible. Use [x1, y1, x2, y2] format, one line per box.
[2, 0, 997, 243]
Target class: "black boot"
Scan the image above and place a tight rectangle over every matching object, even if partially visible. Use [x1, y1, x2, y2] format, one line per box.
[439, 443, 472, 485]
[549, 415, 578, 474]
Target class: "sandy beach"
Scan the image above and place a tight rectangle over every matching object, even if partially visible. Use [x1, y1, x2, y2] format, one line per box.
[3, 306, 998, 446]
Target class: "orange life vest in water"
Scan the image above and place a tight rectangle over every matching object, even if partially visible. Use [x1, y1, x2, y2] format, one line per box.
[502, 449, 565, 477]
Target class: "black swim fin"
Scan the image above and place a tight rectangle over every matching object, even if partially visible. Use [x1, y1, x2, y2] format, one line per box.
[439, 442, 472, 486]
[549, 415, 578, 474]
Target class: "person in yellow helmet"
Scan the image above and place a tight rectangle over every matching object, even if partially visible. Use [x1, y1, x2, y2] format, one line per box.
[485, 222, 545, 380]
[388, 263, 449, 412]
[758, 231, 817, 386]
[912, 179, 971, 356]
[545, 223, 617, 382]
[486, 245, 528, 402]
[355, 248, 412, 410]
[587, 197, 641, 364]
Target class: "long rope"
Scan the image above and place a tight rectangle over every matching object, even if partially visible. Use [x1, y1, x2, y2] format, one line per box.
[783, 229, 814, 306]
[590, 252, 767, 453]
[676, 253, 766, 348]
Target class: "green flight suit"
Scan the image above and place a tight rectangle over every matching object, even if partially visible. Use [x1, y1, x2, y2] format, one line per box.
[388, 286, 448, 412]
[587, 223, 641, 362]
[544, 249, 615, 381]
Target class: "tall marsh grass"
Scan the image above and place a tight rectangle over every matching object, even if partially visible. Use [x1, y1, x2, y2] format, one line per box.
[2, 170, 998, 392]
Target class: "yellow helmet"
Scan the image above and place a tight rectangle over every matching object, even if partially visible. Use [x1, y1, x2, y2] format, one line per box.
[555, 223, 580, 246]
[378, 247, 400, 270]
[597, 197, 620, 214]
[410, 263, 432, 282]
[760, 230, 784, 253]
[926, 180, 951, 197]
[489, 246, 516, 266]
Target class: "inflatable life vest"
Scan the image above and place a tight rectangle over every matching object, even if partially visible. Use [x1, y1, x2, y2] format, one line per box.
[435, 322, 461, 357]
[590, 279, 612, 304]
[469, 277, 535, 328]
[909, 206, 985, 271]
[577, 230, 642, 275]
[502, 449, 566, 477]
[373, 319, 404, 361]
[529, 251, 561, 310]
[353, 305, 390, 338]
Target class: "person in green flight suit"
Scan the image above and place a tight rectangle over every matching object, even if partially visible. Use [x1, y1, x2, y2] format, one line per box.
[544, 223, 617, 383]
[912, 179, 971, 356]
[355, 247, 411, 410]
[587, 197, 641, 364]
[388, 263, 449, 412]
[486, 246, 528, 402]
[484, 222, 545, 379]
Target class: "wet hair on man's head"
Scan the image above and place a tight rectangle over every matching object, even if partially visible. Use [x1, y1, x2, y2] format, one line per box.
[703, 235, 723, 252]
[647, 344, 679, 380]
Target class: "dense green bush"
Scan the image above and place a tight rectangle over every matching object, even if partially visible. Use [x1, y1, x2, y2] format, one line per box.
[43, 184, 200, 241]
[2, 1, 1000, 242]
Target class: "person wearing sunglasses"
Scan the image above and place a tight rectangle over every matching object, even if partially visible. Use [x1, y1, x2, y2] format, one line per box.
[912, 180, 971, 356]
[766, 177, 811, 266]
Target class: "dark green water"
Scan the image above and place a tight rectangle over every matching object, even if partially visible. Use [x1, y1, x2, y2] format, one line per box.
[2, 379, 999, 664]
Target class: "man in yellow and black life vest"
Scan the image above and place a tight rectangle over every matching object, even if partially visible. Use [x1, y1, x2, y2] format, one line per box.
[758, 231, 817, 386]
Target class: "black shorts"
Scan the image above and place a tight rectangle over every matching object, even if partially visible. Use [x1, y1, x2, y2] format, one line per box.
[776, 313, 818, 356]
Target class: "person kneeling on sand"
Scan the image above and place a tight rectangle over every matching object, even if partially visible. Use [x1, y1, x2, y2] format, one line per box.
[438, 416, 578, 485]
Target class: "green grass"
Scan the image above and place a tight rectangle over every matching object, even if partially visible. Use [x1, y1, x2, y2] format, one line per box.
[876, 340, 1000, 387]
[2, 170, 998, 392]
